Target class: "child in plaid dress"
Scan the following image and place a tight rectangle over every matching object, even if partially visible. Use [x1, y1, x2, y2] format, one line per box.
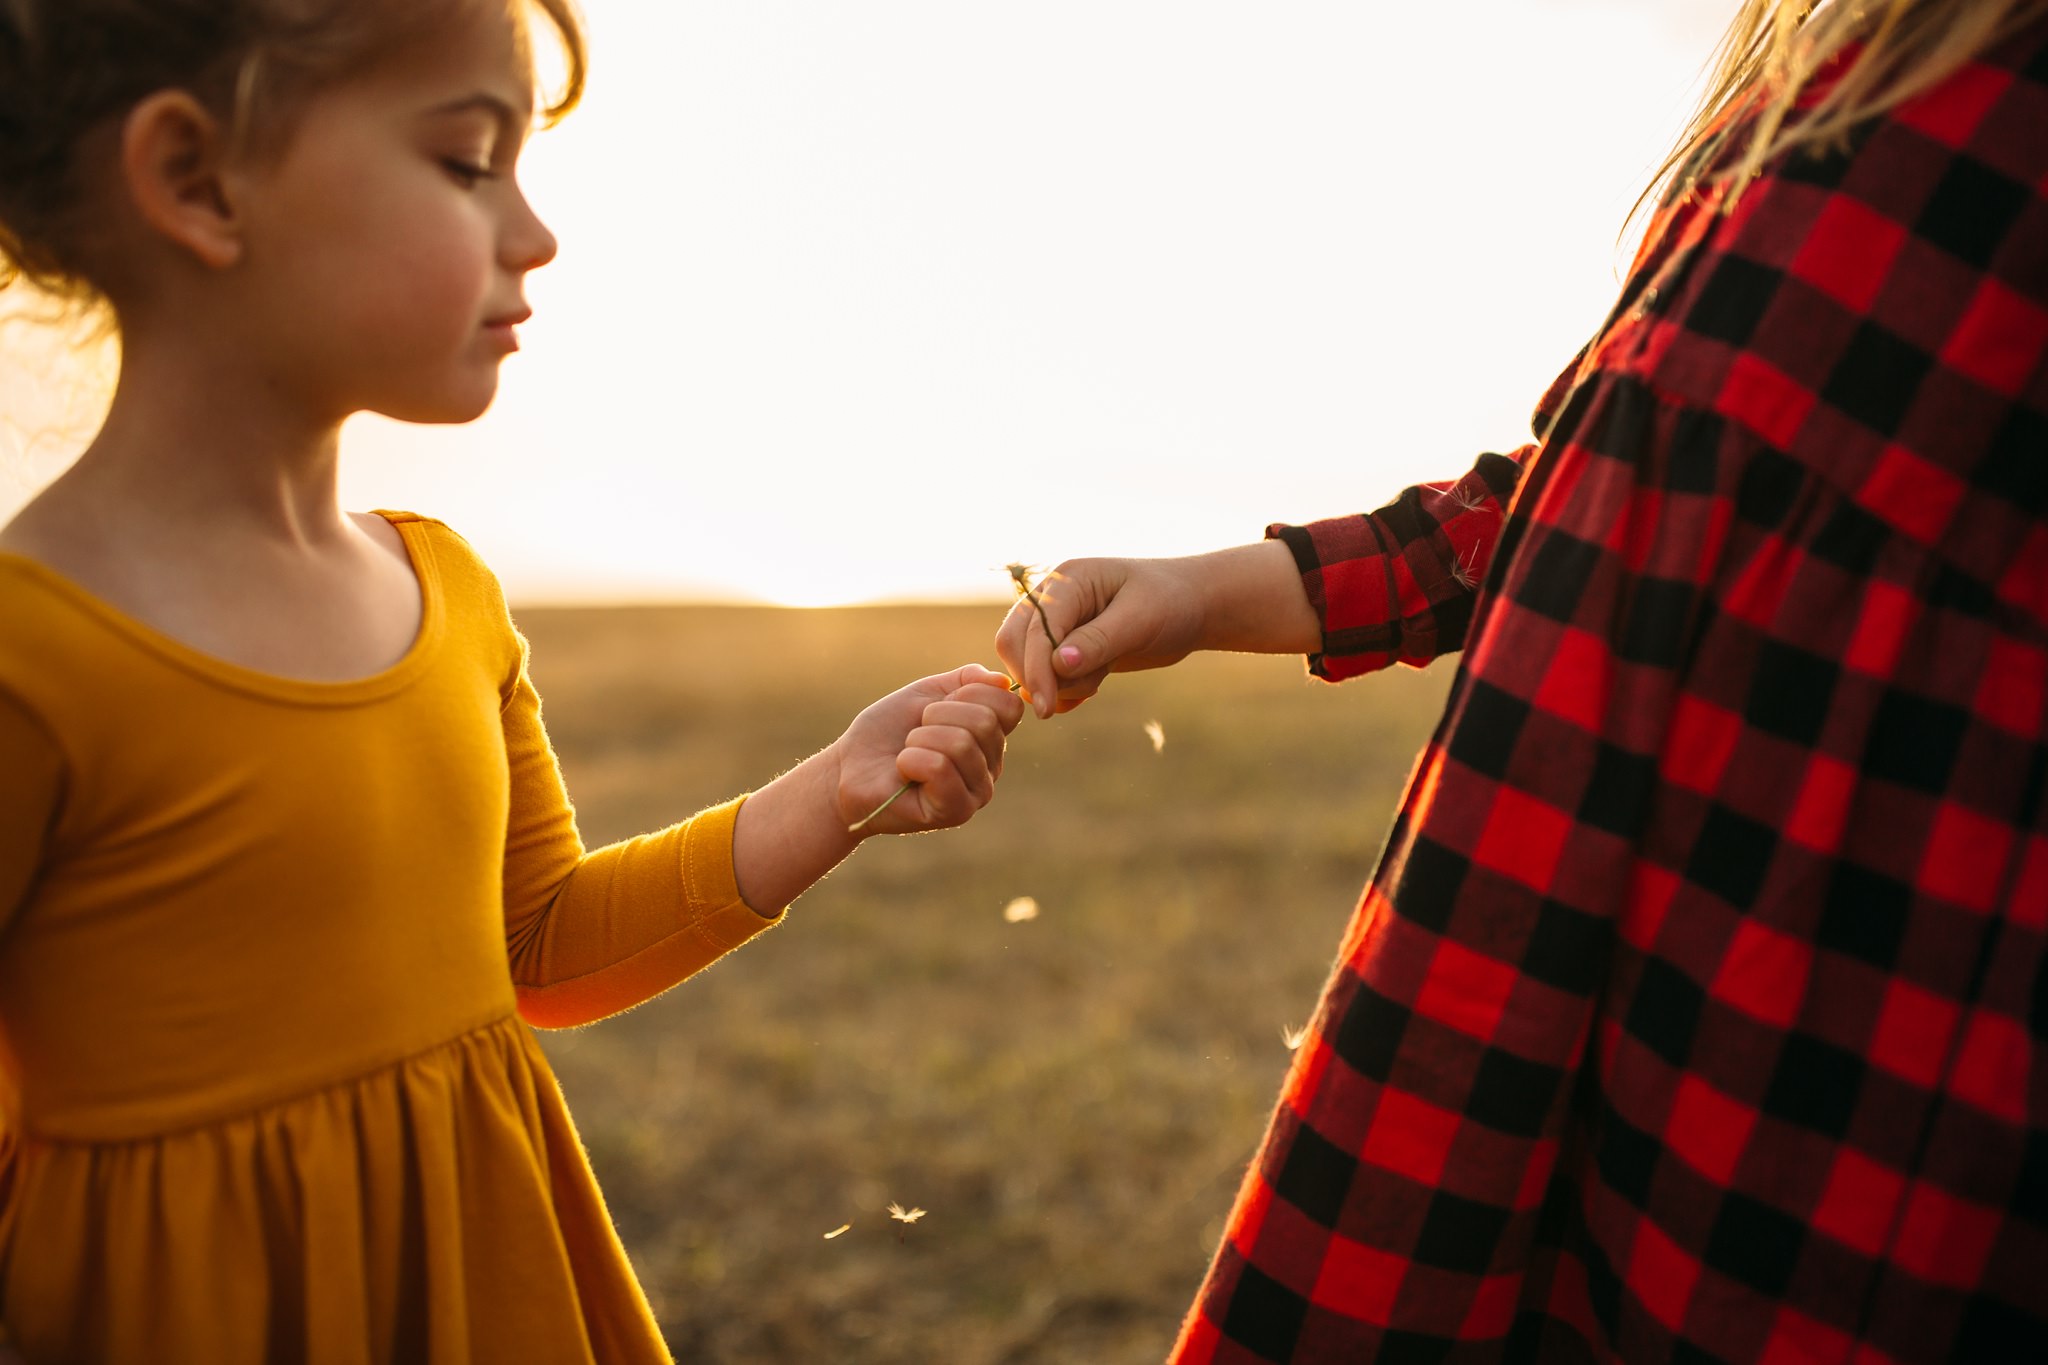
[1000, 1, 2048, 1360]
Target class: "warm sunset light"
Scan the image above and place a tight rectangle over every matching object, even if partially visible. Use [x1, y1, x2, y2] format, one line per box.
[0, 0, 1735, 607]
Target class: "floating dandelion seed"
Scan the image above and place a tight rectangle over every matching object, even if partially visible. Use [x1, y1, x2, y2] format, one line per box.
[888, 1202, 926, 1242]
[1003, 896, 1040, 923]
[1281, 1022, 1310, 1051]
[823, 1224, 851, 1240]
[1446, 481, 1491, 515]
[1449, 546, 1482, 592]
[1144, 719, 1165, 753]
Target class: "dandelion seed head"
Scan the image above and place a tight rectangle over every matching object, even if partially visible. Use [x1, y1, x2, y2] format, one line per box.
[1003, 896, 1040, 923]
[1002, 563, 1061, 649]
[1144, 720, 1165, 753]
[888, 1202, 927, 1224]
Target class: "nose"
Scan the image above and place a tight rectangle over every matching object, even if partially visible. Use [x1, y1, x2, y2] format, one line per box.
[504, 183, 559, 273]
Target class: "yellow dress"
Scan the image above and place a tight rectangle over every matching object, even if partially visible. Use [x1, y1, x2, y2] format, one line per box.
[0, 512, 781, 1363]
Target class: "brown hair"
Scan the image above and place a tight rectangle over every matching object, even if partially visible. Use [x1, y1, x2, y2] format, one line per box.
[0, 0, 587, 305]
[1636, 0, 2048, 225]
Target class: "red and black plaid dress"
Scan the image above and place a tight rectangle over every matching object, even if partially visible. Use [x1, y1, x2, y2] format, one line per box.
[1175, 20, 2048, 1364]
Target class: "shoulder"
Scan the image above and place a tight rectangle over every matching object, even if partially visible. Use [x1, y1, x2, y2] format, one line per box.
[0, 554, 116, 742]
[363, 509, 528, 684]
[364, 509, 504, 594]
[365, 507, 463, 545]
[1551, 23, 2048, 626]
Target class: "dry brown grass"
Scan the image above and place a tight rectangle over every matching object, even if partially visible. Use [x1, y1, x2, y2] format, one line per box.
[517, 603, 1452, 1364]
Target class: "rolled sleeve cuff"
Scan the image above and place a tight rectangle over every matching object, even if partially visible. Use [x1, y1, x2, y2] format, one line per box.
[1267, 519, 1405, 682]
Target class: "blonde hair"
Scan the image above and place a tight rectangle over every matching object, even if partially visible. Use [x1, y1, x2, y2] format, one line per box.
[1639, 0, 2048, 221]
[0, 0, 587, 306]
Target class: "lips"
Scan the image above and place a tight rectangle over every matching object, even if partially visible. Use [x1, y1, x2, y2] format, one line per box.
[482, 307, 529, 354]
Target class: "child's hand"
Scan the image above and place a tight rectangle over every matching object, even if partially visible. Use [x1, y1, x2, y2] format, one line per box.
[995, 543, 1319, 718]
[730, 664, 1022, 910]
[995, 557, 1208, 717]
[833, 664, 1024, 835]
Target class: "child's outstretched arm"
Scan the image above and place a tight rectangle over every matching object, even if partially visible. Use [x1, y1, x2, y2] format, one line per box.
[501, 657, 1021, 1028]
[997, 451, 1528, 715]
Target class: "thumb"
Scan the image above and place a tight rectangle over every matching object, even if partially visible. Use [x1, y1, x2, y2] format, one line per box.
[940, 661, 1012, 691]
[1051, 601, 1148, 679]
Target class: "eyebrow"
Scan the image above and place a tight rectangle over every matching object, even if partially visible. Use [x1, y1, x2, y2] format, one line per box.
[424, 91, 534, 128]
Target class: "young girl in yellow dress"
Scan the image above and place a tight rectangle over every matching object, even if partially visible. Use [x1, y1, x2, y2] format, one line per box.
[0, 1, 1025, 1359]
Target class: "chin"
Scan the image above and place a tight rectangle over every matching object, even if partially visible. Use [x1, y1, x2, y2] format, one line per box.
[379, 380, 503, 427]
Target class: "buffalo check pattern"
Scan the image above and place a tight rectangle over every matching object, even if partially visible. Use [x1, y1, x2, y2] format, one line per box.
[1176, 22, 2048, 1365]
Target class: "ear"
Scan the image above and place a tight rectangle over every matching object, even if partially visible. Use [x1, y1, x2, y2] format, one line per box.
[119, 90, 244, 270]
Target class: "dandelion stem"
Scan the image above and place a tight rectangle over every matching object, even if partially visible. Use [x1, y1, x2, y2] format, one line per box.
[848, 778, 915, 834]
[1026, 585, 1059, 651]
[1006, 564, 1061, 651]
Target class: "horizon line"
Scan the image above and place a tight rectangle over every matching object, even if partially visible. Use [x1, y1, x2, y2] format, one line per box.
[507, 589, 1023, 612]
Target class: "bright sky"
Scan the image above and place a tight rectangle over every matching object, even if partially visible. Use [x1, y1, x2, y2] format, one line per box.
[0, 0, 1736, 607]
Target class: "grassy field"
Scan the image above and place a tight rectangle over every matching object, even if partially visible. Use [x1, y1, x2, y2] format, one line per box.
[517, 603, 1454, 1364]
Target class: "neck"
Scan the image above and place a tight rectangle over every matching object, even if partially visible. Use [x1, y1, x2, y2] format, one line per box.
[66, 314, 356, 548]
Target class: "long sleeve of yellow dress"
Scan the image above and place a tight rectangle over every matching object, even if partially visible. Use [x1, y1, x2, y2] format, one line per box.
[0, 688, 62, 940]
[0, 689, 63, 1354]
[498, 638, 781, 1029]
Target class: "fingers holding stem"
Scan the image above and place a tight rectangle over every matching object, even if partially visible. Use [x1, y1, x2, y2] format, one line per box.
[845, 678, 1025, 834]
[850, 569, 1055, 836]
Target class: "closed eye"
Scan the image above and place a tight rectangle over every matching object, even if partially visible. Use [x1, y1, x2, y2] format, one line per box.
[442, 158, 496, 188]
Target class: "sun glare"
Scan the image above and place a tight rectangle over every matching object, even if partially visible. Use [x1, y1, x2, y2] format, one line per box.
[2, 2, 1729, 608]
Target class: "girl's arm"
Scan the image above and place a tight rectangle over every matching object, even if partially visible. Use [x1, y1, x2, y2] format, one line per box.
[0, 694, 56, 1360]
[499, 654, 1021, 1028]
[998, 449, 1530, 713]
[0, 689, 62, 937]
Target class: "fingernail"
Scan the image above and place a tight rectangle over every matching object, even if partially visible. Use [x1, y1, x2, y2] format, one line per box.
[1057, 645, 1081, 668]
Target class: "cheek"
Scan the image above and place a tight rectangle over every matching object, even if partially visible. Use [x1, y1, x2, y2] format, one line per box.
[370, 208, 493, 329]
[306, 207, 498, 417]
[304, 188, 493, 343]
[392, 269, 488, 357]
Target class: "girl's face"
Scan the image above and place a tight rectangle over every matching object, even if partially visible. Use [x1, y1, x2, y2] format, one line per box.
[227, 3, 558, 426]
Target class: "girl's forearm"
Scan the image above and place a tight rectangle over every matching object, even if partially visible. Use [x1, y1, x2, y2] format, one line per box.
[1190, 539, 1322, 656]
[730, 747, 859, 915]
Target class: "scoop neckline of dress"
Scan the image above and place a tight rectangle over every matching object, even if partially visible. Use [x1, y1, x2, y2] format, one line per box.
[0, 510, 445, 707]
